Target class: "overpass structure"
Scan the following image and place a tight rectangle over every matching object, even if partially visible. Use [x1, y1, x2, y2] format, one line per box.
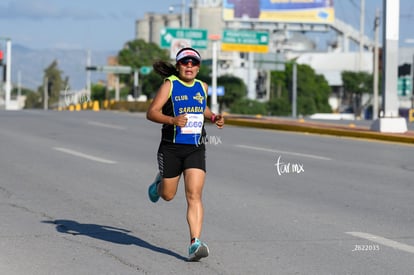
[330, 18, 376, 51]
[224, 17, 375, 53]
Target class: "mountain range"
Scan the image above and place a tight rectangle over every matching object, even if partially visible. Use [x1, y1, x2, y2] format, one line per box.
[10, 43, 413, 93]
[9, 44, 116, 91]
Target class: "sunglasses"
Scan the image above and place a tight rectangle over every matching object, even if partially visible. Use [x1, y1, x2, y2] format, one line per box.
[179, 58, 200, 66]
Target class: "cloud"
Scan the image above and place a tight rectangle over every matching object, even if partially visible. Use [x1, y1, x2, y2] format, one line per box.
[0, 0, 102, 20]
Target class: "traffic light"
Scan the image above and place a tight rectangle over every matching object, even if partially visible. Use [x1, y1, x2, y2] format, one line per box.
[2, 65, 6, 82]
[402, 77, 407, 96]
[0, 50, 3, 65]
[256, 71, 267, 99]
[398, 63, 411, 77]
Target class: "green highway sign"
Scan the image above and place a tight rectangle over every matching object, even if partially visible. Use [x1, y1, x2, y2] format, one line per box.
[160, 28, 208, 49]
[86, 65, 132, 74]
[86, 66, 154, 75]
[221, 30, 269, 53]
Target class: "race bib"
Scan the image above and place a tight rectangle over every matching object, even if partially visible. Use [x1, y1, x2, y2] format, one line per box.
[181, 114, 204, 134]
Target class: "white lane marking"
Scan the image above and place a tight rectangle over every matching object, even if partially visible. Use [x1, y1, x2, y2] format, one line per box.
[53, 147, 117, 164]
[346, 232, 414, 254]
[235, 144, 332, 161]
[86, 121, 126, 130]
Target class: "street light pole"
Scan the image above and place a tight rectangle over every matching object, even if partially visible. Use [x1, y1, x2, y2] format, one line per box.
[43, 76, 48, 110]
[292, 61, 297, 118]
[373, 8, 380, 120]
[2, 38, 12, 110]
[359, 0, 365, 71]
[209, 34, 220, 114]
[181, 0, 186, 28]
[170, 1, 186, 28]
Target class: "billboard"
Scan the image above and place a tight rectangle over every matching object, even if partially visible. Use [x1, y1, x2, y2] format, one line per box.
[223, 0, 335, 24]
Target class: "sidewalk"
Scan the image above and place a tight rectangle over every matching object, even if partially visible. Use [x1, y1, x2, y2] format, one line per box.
[225, 115, 414, 145]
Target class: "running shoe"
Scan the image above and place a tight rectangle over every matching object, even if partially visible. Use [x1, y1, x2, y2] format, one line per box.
[148, 173, 161, 203]
[188, 238, 209, 261]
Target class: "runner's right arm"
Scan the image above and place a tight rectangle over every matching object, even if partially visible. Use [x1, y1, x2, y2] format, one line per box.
[146, 80, 187, 127]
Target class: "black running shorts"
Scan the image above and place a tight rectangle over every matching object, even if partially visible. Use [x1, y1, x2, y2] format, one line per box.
[157, 141, 206, 178]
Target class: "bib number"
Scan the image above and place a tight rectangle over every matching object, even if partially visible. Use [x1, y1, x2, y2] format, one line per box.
[181, 114, 204, 134]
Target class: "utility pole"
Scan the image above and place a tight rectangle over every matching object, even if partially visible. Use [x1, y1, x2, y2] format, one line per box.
[86, 50, 91, 98]
[209, 34, 220, 114]
[373, 8, 380, 120]
[115, 76, 120, 101]
[181, 0, 186, 28]
[292, 61, 297, 118]
[359, 0, 365, 71]
[133, 70, 139, 99]
[169, 0, 186, 28]
[247, 53, 255, 100]
[17, 71, 21, 98]
[4, 38, 12, 110]
[43, 76, 48, 110]
[190, 0, 197, 28]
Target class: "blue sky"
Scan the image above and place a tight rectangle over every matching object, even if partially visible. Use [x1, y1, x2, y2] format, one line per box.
[0, 0, 413, 52]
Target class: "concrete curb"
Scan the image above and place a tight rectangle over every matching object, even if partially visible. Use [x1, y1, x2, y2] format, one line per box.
[225, 117, 414, 145]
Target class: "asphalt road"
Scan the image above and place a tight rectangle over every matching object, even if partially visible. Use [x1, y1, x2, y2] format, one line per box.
[1, 110, 413, 275]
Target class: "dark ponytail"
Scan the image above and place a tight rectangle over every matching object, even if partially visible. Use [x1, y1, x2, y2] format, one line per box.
[152, 60, 178, 78]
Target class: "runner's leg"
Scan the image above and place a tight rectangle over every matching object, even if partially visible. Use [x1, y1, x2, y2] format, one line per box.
[183, 168, 205, 239]
[158, 176, 180, 201]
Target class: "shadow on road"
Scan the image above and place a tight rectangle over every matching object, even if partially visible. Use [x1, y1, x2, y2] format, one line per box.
[42, 219, 187, 261]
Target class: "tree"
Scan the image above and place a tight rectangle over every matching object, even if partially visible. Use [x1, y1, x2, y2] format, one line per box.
[267, 63, 331, 116]
[91, 83, 107, 101]
[291, 64, 332, 115]
[11, 86, 34, 97]
[230, 98, 267, 115]
[268, 70, 290, 116]
[39, 60, 68, 108]
[25, 60, 67, 109]
[341, 71, 373, 117]
[267, 97, 290, 116]
[217, 75, 247, 110]
[117, 39, 170, 98]
[25, 91, 42, 109]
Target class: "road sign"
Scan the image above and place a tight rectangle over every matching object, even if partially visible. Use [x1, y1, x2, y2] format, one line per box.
[86, 66, 132, 74]
[221, 30, 269, 53]
[160, 28, 208, 49]
[140, 66, 152, 75]
[208, 86, 225, 96]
